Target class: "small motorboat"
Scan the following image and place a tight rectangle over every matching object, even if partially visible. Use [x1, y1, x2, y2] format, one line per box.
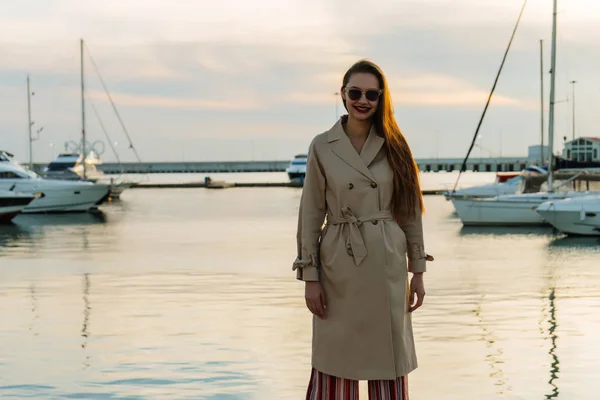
[536, 194, 600, 236]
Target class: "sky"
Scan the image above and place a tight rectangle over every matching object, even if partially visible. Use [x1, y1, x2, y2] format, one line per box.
[1, 0, 600, 163]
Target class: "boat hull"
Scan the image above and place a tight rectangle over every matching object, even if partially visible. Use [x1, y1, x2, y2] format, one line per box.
[0, 193, 36, 222]
[0, 211, 23, 223]
[536, 197, 600, 236]
[287, 172, 305, 181]
[453, 197, 547, 226]
[25, 185, 110, 213]
[0, 181, 110, 213]
[452, 191, 600, 226]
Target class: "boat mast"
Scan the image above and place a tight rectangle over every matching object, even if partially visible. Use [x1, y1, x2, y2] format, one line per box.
[570, 80, 576, 141]
[547, 0, 558, 191]
[450, 0, 527, 194]
[539, 40, 545, 165]
[80, 38, 87, 180]
[27, 75, 33, 170]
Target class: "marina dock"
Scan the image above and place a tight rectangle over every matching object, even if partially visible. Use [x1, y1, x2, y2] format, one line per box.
[131, 181, 445, 195]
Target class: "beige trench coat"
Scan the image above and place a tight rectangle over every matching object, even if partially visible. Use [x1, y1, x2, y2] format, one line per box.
[293, 118, 428, 381]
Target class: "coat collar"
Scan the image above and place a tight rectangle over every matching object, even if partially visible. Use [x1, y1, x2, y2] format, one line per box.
[326, 116, 385, 181]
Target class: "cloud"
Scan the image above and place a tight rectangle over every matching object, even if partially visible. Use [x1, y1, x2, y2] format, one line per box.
[389, 73, 537, 108]
[281, 72, 533, 109]
[397, 91, 522, 107]
[1, 0, 599, 163]
[281, 92, 340, 106]
[0, 0, 341, 47]
[84, 90, 264, 111]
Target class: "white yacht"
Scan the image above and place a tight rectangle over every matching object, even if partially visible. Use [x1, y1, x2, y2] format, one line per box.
[0, 158, 110, 213]
[43, 152, 104, 182]
[43, 151, 133, 199]
[286, 154, 307, 182]
[453, 171, 600, 226]
[536, 195, 600, 236]
[0, 190, 37, 223]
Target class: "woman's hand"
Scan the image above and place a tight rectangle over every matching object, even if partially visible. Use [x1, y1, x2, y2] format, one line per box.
[409, 273, 426, 312]
[305, 281, 327, 319]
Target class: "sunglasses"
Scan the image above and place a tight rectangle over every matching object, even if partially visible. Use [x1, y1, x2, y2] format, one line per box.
[345, 87, 382, 102]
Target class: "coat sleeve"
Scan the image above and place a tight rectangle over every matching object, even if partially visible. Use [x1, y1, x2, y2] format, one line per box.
[399, 197, 428, 273]
[293, 138, 327, 281]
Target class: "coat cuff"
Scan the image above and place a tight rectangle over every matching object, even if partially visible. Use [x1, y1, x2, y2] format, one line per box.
[293, 255, 320, 281]
[408, 259, 427, 273]
[407, 243, 428, 273]
[296, 266, 319, 281]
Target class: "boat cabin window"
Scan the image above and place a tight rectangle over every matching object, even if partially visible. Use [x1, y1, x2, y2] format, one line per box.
[0, 171, 25, 179]
[46, 161, 77, 171]
[517, 177, 546, 194]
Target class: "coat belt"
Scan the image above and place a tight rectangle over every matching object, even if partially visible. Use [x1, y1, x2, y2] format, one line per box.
[326, 207, 394, 266]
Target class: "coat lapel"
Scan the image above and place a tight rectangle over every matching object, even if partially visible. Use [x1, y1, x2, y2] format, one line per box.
[360, 125, 385, 168]
[327, 119, 384, 181]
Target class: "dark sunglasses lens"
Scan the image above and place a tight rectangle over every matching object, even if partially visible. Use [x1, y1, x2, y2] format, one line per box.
[347, 89, 362, 100]
[365, 90, 380, 101]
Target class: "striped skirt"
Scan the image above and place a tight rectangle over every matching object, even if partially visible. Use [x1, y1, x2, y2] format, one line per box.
[305, 368, 409, 400]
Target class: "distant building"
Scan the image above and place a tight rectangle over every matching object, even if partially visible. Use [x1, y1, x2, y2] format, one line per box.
[562, 137, 600, 162]
[528, 144, 550, 164]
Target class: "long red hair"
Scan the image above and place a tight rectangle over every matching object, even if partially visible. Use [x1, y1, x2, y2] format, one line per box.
[341, 59, 424, 222]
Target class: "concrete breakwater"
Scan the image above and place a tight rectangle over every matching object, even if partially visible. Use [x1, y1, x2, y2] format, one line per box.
[29, 156, 531, 175]
[100, 161, 289, 174]
[131, 180, 444, 195]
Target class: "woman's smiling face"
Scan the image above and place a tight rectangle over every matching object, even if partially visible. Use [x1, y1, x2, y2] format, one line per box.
[342, 72, 381, 122]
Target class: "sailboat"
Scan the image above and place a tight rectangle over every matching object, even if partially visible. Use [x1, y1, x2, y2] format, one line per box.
[454, 0, 600, 226]
[42, 39, 139, 200]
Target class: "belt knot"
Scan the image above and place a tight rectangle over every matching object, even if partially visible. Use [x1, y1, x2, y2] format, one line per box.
[327, 207, 394, 266]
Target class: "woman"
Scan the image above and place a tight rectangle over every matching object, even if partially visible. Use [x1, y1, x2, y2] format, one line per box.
[293, 59, 431, 400]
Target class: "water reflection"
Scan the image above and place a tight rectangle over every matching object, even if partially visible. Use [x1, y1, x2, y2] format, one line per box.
[540, 246, 561, 400]
[29, 283, 39, 336]
[459, 225, 553, 237]
[81, 273, 91, 370]
[1, 186, 599, 399]
[545, 288, 560, 399]
[0, 211, 107, 240]
[0, 211, 111, 256]
[473, 296, 509, 394]
[547, 235, 600, 248]
[0, 224, 33, 250]
[13, 210, 108, 227]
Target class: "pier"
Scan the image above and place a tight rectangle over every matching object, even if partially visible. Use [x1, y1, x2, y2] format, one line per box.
[36, 156, 531, 175]
[414, 157, 532, 173]
[131, 181, 444, 195]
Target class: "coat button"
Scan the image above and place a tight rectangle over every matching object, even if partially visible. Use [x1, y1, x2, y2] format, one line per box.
[347, 183, 354, 189]
[372, 220, 378, 225]
[370, 182, 377, 188]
